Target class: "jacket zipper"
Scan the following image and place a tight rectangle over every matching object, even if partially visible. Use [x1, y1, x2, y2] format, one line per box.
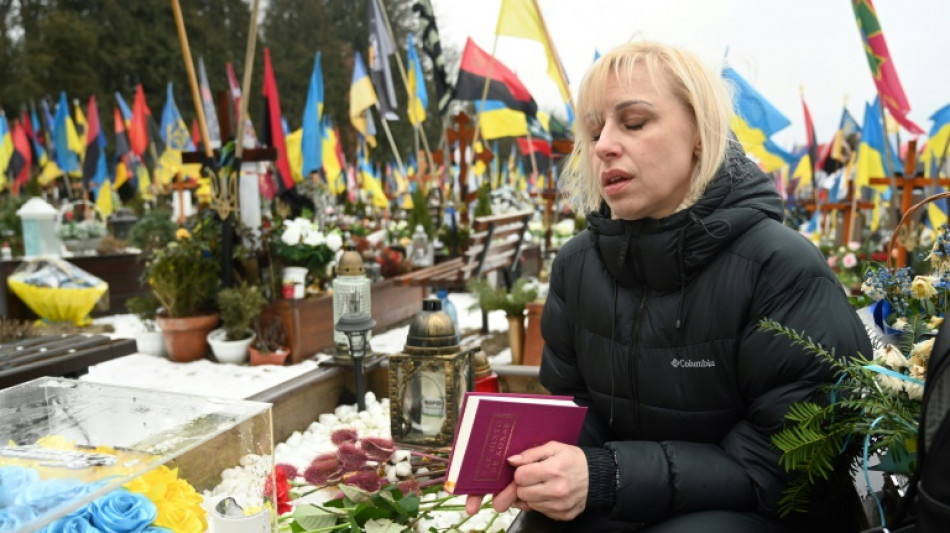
[631, 292, 648, 432]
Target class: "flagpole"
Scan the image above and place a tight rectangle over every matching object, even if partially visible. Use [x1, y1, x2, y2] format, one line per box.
[375, 103, 406, 178]
[372, 0, 436, 175]
[235, 0, 260, 160]
[529, 0, 575, 117]
[170, 0, 212, 159]
[525, 126, 539, 179]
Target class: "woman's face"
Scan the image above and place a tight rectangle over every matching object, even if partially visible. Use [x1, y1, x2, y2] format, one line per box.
[589, 67, 700, 220]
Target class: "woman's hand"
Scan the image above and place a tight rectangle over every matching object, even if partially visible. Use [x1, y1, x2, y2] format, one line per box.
[465, 442, 589, 521]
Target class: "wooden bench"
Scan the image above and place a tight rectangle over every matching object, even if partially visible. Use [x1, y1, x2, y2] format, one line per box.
[0, 334, 137, 389]
[394, 209, 533, 291]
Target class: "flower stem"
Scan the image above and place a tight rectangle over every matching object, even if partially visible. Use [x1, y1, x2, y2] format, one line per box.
[410, 450, 448, 463]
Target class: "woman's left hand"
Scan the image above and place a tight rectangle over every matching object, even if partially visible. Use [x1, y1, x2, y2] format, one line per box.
[504, 441, 589, 521]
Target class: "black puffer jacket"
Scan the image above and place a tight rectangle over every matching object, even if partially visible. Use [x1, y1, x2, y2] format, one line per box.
[539, 143, 871, 526]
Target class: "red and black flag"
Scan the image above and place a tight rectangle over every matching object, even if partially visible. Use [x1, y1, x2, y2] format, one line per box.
[81, 95, 105, 189]
[455, 37, 537, 116]
[261, 47, 295, 193]
[8, 120, 32, 193]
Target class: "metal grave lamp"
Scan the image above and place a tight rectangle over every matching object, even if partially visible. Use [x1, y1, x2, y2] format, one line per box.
[389, 297, 476, 448]
[335, 311, 376, 411]
[332, 247, 372, 363]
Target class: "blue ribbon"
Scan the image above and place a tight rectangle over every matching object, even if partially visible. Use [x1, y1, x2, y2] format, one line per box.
[863, 416, 888, 529]
[870, 300, 904, 336]
[864, 364, 925, 386]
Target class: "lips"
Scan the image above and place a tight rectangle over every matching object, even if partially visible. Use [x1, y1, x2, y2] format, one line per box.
[601, 169, 633, 195]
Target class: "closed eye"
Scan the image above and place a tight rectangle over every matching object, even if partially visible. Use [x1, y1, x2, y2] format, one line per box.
[625, 122, 645, 131]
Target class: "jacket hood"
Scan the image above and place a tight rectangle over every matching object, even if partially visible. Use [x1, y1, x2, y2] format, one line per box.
[587, 141, 784, 292]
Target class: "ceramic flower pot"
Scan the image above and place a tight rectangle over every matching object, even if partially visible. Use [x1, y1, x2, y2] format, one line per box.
[136, 329, 166, 358]
[207, 328, 255, 365]
[156, 313, 219, 363]
[249, 345, 290, 366]
[282, 266, 308, 299]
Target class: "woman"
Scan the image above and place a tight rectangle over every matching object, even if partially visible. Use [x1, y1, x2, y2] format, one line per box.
[466, 42, 871, 531]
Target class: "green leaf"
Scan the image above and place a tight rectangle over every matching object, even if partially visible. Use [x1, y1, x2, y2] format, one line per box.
[353, 503, 392, 525]
[293, 504, 341, 530]
[341, 484, 372, 504]
[364, 518, 409, 533]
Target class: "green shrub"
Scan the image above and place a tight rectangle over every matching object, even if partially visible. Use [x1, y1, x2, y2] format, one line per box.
[217, 283, 267, 341]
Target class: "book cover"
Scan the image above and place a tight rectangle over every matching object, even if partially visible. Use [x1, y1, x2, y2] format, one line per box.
[443, 392, 587, 495]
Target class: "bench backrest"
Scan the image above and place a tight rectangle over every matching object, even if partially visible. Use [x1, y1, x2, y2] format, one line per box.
[461, 209, 533, 285]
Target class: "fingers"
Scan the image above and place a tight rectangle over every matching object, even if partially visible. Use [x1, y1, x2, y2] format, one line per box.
[491, 481, 520, 513]
[509, 440, 565, 466]
[465, 494, 484, 516]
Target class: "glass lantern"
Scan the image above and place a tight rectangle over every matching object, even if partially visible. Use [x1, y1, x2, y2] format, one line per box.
[388, 297, 476, 448]
[408, 224, 434, 268]
[332, 247, 372, 361]
[17, 197, 61, 257]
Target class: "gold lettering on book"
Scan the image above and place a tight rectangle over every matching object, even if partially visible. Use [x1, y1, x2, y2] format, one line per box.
[474, 413, 516, 481]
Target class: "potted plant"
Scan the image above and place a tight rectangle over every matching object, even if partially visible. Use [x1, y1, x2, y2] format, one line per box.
[126, 294, 164, 357]
[468, 277, 539, 364]
[147, 228, 221, 362]
[249, 317, 290, 366]
[208, 283, 267, 364]
[273, 217, 344, 297]
[128, 209, 178, 256]
[56, 203, 108, 255]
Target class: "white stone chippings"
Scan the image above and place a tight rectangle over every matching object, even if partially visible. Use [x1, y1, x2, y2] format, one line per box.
[204, 397, 517, 532]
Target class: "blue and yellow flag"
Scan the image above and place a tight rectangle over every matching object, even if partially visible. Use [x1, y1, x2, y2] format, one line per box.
[357, 138, 388, 208]
[475, 100, 527, 140]
[722, 67, 794, 172]
[0, 112, 12, 179]
[854, 99, 890, 190]
[350, 51, 378, 148]
[302, 52, 324, 176]
[407, 33, 428, 126]
[923, 103, 950, 179]
[322, 116, 345, 195]
[53, 92, 81, 174]
[155, 83, 197, 186]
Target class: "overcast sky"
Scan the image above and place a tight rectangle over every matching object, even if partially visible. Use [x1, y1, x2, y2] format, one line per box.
[433, 0, 950, 149]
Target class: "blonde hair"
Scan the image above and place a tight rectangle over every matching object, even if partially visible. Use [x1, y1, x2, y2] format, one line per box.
[562, 41, 733, 215]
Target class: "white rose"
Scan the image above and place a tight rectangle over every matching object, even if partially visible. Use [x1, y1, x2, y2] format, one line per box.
[904, 382, 924, 400]
[303, 231, 322, 247]
[875, 344, 908, 370]
[281, 226, 301, 246]
[911, 276, 938, 300]
[326, 232, 343, 252]
[877, 374, 905, 394]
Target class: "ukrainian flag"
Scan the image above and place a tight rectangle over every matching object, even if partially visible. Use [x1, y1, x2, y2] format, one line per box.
[322, 116, 345, 195]
[407, 34, 428, 126]
[854, 99, 889, 190]
[924, 103, 950, 229]
[722, 67, 795, 172]
[350, 51, 378, 148]
[358, 139, 388, 208]
[475, 100, 528, 140]
[0, 112, 12, 180]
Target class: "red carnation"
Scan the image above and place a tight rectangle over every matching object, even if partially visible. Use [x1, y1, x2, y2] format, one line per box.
[263, 466, 292, 515]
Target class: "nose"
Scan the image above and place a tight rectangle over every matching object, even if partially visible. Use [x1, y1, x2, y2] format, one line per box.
[593, 123, 620, 161]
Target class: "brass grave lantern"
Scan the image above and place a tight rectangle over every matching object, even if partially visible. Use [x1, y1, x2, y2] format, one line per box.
[388, 297, 476, 448]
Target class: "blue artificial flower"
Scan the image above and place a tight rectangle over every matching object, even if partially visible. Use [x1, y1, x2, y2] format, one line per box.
[0, 466, 40, 506]
[41, 513, 100, 533]
[88, 489, 157, 533]
[15, 478, 87, 514]
[0, 505, 37, 532]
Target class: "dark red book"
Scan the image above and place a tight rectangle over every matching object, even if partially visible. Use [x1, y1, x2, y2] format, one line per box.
[443, 392, 587, 495]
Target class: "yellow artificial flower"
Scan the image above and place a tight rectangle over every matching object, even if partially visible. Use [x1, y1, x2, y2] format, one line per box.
[154, 501, 207, 533]
[928, 316, 945, 330]
[911, 276, 938, 300]
[910, 338, 935, 367]
[35, 435, 75, 450]
[176, 227, 191, 240]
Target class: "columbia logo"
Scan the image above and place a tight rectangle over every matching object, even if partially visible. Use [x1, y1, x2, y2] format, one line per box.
[671, 359, 716, 368]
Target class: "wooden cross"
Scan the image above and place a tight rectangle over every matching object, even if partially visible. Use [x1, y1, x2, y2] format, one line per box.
[431, 112, 493, 224]
[800, 181, 874, 246]
[867, 139, 950, 267]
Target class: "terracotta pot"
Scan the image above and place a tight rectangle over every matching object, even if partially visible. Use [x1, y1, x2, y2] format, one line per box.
[249, 345, 290, 366]
[507, 314, 525, 365]
[157, 313, 219, 363]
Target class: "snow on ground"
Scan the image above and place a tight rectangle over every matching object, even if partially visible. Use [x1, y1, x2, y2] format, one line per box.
[82, 292, 514, 399]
